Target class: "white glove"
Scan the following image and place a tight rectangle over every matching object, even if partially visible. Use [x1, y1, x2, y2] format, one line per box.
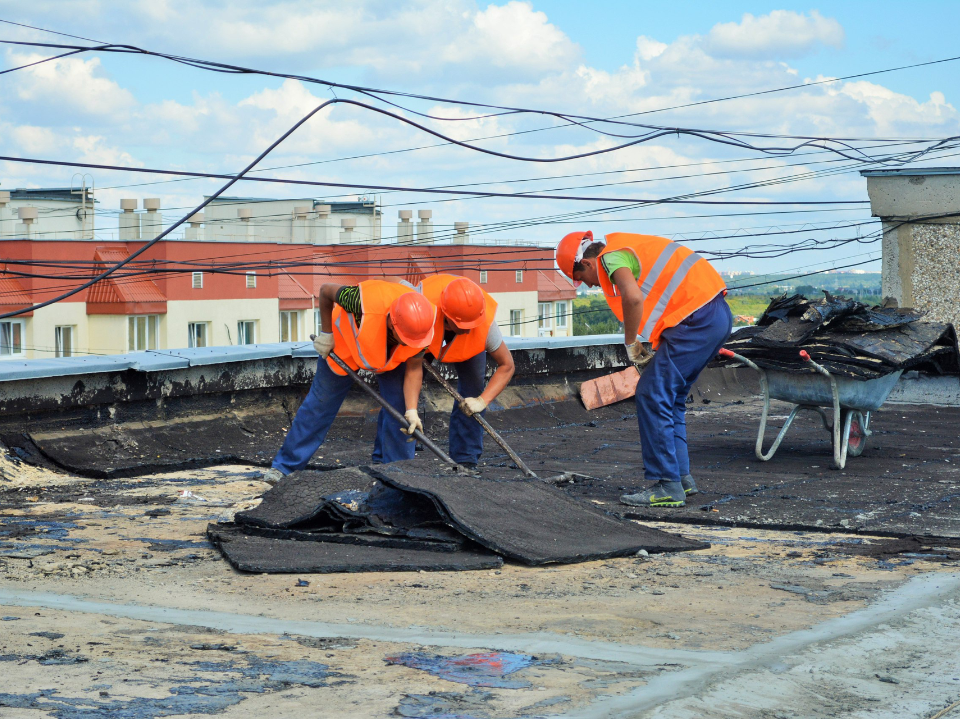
[625, 339, 653, 366]
[310, 332, 335, 359]
[460, 396, 487, 417]
[401, 408, 423, 436]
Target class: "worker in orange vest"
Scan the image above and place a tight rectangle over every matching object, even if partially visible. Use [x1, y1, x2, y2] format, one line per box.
[556, 231, 732, 508]
[418, 274, 515, 467]
[263, 279, 436, 485]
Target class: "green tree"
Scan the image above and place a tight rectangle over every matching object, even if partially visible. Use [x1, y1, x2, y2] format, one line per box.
[573, 296, 622, 335]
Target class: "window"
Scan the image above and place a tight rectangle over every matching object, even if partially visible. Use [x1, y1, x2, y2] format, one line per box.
[192, 272, 203, 289]
[0, 321, 24, 357]
[55, 325, 74, 357]
[314, 308, 322, 335]
[237, 320, 257, 345]
[479, 270, 488, 284]
[538, 303, 553, 336]
[188, 322, 209, 348]
[509, 309, 523, 337]
[246, 272, 257, 289]
[515, 269, 523, 283]
[555, 301, 568, 329]
[128, 315, 159, 352]
[279, 311, 299, 342]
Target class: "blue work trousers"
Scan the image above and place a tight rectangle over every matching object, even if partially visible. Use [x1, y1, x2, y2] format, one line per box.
[446, 352, 488, 464]
[272, 359, 413, 474]
[636, 293, 733, 482]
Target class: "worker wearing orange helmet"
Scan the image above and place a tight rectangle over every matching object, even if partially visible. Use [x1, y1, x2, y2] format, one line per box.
[263, 279, 436, 485]
[418, 274, 515, 467]
[556, 231, 732, 508]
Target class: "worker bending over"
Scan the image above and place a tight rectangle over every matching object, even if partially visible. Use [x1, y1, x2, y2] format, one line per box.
[262, 279, 436, 485]
[419, 274, 515, 467]
[556, 231, 732, 507]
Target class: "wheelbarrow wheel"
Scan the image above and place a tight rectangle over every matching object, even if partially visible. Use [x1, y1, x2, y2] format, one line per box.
[846, 410, 867, 457]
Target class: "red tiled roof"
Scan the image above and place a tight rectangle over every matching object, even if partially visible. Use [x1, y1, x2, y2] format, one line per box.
[0, 275, 32, 306]
[0, 275, 33, 316]
[86, 247, 167, 313]
[312, 251, 360, 286]
[278, 270, 314, 310]
[536, 270, 576, 301]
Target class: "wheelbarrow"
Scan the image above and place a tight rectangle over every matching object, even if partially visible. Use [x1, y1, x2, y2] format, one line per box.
[718, 348, 903, 470]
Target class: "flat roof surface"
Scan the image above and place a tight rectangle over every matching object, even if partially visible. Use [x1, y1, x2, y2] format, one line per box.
[860, 167, 960, 177]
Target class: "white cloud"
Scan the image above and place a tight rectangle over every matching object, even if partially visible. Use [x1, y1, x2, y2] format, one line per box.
[636, 36, 667, 62]
[703, 10, 844, 58]
[10, 52, 135, 116]
[442, 2, 579, 75]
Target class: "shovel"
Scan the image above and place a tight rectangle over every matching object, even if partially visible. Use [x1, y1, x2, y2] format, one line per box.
[327, 351, 459, 467]
[423, 360, 595, 484]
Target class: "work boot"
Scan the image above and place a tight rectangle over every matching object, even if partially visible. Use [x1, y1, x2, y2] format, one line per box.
[681, 474, 699, 496]
[261, 468, 284, 487]
[620, 481, 686, 508]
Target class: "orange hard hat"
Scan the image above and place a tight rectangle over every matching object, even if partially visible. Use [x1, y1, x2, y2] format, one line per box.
[388, 292, 436, 347]
[440, 277, 486, 329]
[556, 230, 594, 286]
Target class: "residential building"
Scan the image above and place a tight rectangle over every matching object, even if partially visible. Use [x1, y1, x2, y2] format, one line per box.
[0, 190, 575, 358]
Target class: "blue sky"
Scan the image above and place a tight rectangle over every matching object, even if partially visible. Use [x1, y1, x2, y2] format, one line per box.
[1, 1, 959, 277]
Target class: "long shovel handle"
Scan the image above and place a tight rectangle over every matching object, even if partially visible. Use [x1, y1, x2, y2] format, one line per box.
[327, 352, 457, 466]
[423, 359, 539, 479]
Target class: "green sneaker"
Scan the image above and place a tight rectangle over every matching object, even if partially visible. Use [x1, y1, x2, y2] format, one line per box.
[681, 474, 699, 496]
[620, 481, 686, 508]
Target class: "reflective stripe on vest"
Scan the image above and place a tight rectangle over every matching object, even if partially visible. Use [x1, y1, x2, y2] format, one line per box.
[640, 243, 683, 296]
[639, 250, 703, 340]
[335, 308, 380, 371]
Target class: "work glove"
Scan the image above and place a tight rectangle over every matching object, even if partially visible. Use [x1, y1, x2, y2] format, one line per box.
[625, 339, 654, 367]
[401, 408, 423, 437]
[459, 396, 487, 417]
[310, 332, 335, 359]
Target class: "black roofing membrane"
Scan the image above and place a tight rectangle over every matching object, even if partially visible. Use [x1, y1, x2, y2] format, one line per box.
[365, 459, 708, 564]
[208, 524, 502, 574]
[213, 459, 706, 573]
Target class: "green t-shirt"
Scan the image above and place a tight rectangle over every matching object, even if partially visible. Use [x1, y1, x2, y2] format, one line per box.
[600, 249, 642, 283]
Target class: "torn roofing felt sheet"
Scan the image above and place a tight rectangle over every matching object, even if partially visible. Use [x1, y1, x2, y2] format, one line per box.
[208, 524, 503, 574]
[365, 459, 709, 565]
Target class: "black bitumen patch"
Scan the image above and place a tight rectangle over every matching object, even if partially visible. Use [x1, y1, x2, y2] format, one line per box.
[207, 524, 503, 574]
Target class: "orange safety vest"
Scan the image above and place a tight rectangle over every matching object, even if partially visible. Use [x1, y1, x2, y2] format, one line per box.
[419, 274, 498, 363]
[597, 233, 726, 348]
[327, 279, 428, 376]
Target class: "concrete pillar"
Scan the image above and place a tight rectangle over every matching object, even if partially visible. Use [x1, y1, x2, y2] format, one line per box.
[314, 205, 333, 244]
[397, 210, 414, 246]
[291, 206, 311, 244]
[16, 206, 37, 239]
[340, 217, 357, 244]
[416, 209, 433, 245]
[141, 199, 163, 240]
[452, 221, 469, 245]
[0, 192, 9, 240]
[119, 199, 140, 241]
[185, 212, 204, 241]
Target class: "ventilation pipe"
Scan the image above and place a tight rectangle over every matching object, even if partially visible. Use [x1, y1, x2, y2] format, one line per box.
[292, 205, 311, 244]
[340, 217, 356, 244]
[237, 208, 253, 242]
[16, 206, 38, 239]
[119, 199, 140, 241]
[416, 209, 433, 245]
[0, 191, 9, 240]
[141, 199, 162, 240]
[453, 221, 470, 245]
[315, 204, 332, 244]
[397, 210, 414, 246]
[185, 212, 204, 241]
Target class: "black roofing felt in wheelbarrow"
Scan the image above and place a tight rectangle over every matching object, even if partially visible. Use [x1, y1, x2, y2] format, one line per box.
[717, 293, 959, 379]
[212, 460, 707, 572]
